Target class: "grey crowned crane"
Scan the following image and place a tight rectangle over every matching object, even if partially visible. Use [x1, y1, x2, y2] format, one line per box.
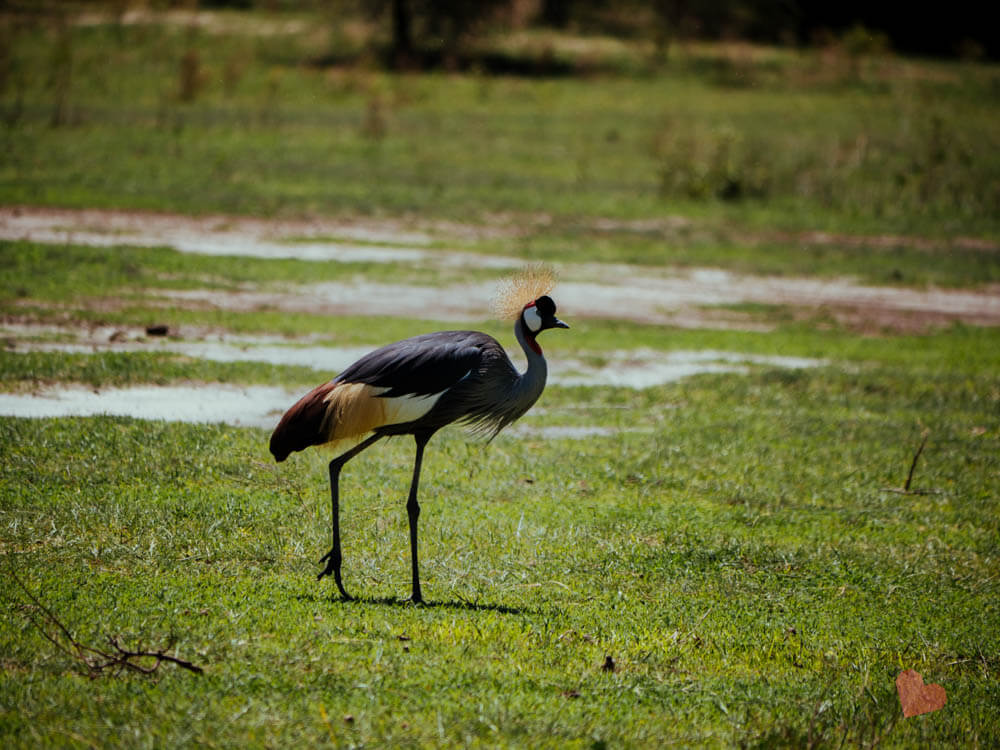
[269, 267, 568, 603]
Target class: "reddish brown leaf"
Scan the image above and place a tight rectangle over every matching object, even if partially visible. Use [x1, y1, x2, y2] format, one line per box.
[896, 669, 946, 718]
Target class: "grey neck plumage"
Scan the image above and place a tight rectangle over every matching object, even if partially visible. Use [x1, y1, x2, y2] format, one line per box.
[464, 312, 550, 439]
[512, 313, 548, 410]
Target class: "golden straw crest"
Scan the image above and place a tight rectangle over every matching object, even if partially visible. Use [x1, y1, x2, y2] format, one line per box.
[490, 263, 558, 321]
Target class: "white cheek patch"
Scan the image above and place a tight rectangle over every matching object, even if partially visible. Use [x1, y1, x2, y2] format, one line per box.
[523, 305, 543, 333]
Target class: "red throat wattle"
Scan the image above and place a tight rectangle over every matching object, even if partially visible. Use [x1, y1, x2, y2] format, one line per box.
[523, 301, 542, 355]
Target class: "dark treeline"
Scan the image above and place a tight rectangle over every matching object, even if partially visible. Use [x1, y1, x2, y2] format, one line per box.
[193, 0, 999, 61]
[782, 2, 996, 59]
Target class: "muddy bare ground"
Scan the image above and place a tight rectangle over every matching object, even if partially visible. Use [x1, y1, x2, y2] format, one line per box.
[2, 319, 822, 427]
[0, 319, 823, 428]
[3, 322, 823, 390]
[4, 206, 999, 331]
[2, 205, 987, 428]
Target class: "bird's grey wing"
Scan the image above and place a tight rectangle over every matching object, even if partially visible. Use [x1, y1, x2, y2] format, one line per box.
[335, 331, 497, 397]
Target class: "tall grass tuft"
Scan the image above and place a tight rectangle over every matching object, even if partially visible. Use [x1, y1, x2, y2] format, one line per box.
[0, 16, 25, 127]
[655, 122, 771, 202]
[257, 68, 282, 127]
[46, 13, 74, 127]
[178, 48, 204, 103]
[363, 93, 387, 140]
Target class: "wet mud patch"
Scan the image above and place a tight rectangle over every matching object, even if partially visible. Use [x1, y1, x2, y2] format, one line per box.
[5, 206, 999, 333]
[5, 323, 825, 391]
[0, 205, 518, 268]
[153, 274, 1000, 333]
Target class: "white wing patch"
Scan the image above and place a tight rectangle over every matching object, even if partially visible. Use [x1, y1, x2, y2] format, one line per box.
[380, 389, 446, 425]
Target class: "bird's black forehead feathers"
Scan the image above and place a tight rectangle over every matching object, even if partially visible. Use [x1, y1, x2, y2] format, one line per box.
[534, 295, 557, 316]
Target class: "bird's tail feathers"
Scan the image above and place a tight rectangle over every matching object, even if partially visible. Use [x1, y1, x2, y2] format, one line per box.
[269, 381, 387, 461]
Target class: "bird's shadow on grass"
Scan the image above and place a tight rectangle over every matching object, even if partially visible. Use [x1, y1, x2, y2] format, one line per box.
[295, 592, 533, 616]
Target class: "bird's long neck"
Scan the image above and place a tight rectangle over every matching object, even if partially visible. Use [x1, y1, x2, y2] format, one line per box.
[513, 315, 548, 404]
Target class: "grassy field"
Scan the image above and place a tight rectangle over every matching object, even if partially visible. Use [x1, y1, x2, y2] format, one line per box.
[2, 6, 1000, 749]
[2, 343, 999, 747]
[2, 11, 999, 243]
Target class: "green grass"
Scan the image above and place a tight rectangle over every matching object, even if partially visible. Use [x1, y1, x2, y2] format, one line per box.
[2, 356, 998, 747]
[2, 7, 999, 746]
[2, 248, 999, 745]
[3, 230, 999, 745]
[2, 12, 999, 243]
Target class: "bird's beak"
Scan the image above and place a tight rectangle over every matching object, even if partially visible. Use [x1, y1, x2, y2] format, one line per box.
[551, 318, 569, 330]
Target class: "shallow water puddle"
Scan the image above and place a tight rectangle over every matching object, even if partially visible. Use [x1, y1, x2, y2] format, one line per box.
[1, 351, 822, 431]
[5, 324, 823, 389]
[0, 386, 646, 438]
[0, 384, 294, 429]
[558, 349, 822, 388]
[2, 323, 824, 427]
[508, 424, 641, 439]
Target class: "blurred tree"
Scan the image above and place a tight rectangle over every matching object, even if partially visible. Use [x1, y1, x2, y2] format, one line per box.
[539, 0, 573, 28]
[368, 0, 512, 69]
[651, 0, 687, 62]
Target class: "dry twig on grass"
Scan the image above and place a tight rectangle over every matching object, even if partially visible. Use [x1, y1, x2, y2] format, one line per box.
[882, 429, 944, 496]
[10, 568, 203, 677]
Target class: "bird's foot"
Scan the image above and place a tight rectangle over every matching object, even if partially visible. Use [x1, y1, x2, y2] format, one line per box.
[317, 550, 352, 601]
[316, 549, 336, 580]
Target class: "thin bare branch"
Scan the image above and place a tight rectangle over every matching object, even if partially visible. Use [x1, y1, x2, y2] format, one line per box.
[9, 566, 203, 677]
[107, 636, 204, 675]
[11, 568, 81, 655]
[904, 430, 929, 492]
[881, 429, 943, 496]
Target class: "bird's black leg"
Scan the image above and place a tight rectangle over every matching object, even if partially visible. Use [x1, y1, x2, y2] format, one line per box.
[406, 433, 431, 604]
[318, 434, 383, 599]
